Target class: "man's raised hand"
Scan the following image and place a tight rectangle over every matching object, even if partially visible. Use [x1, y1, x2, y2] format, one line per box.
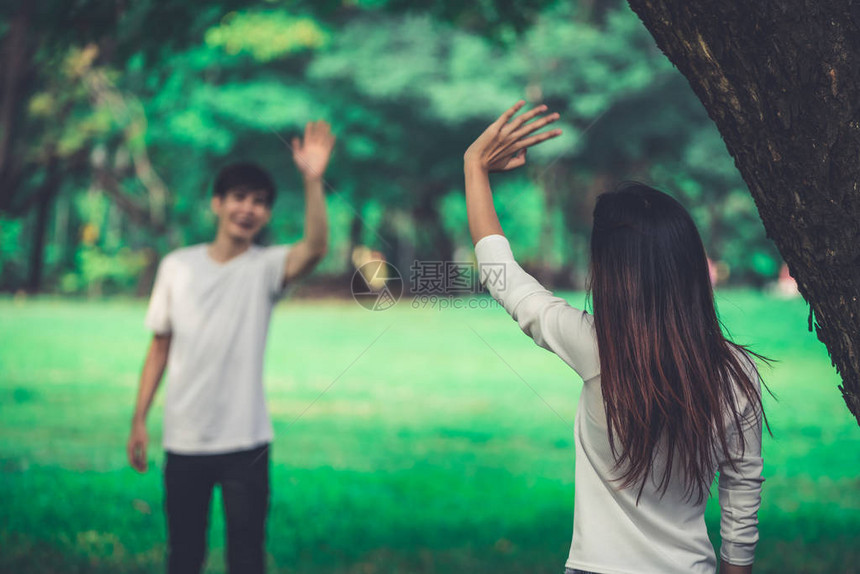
[292, 120, 336, 181]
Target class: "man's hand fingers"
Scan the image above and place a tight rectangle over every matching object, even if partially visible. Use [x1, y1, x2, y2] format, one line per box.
[137, 443, 148, 472]
[317, 121, 333, 147]
[314, 120, 328, 140]
[128, 440, 145, 472]
[328, 125, 336, 148]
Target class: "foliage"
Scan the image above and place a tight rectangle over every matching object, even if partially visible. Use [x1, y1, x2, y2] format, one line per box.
[0, 0, 782, 294]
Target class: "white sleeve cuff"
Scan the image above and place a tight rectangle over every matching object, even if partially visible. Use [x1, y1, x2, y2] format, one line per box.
[474, 234, 514, 264]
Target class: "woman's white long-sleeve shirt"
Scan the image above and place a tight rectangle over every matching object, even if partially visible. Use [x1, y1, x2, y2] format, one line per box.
[475, 234, 764, 574]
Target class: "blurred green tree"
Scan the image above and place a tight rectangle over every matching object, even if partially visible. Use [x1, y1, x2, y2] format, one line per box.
[0, 0, 778, 297]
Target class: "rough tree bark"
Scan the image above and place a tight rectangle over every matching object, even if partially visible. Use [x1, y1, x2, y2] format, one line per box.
[625, 0, 860, 424]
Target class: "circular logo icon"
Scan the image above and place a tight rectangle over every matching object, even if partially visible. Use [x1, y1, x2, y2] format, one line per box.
[351, 260, 403, 311]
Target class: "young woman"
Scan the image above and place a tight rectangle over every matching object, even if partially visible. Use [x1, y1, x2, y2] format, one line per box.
[465, 101, 766, 574]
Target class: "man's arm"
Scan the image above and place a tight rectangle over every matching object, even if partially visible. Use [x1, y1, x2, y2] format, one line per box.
[283, 120, 335, 285]
[127, 334, 171, 473]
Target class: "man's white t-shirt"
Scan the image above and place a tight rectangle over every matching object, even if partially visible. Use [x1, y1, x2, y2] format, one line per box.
[475, 234, 764, 574]
[144, 243, 290, 454]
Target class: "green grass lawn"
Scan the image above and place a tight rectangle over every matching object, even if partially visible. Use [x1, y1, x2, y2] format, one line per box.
[0, 292, 857, 573]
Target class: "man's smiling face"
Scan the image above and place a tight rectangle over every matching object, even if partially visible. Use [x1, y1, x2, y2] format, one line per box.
[212, 188, 273, 242]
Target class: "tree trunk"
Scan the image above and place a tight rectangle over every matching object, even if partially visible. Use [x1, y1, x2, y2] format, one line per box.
[26, 156, 61, 293]
[625, 0, 860, 424]
[348, 209, 364, 267]
[0, 3, 35, 209]
[412, 184, 454, 264]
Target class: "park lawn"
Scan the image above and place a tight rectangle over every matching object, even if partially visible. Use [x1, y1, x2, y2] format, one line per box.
[0, 292, 857, 573]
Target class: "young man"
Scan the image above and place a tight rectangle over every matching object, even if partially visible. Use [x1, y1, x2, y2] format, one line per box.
[127, 121, 335, 574]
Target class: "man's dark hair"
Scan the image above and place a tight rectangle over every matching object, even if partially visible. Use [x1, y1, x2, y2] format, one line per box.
[213, 162, 277, 206]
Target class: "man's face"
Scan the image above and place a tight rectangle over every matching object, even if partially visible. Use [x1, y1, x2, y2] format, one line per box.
[211, 188, 272, 242]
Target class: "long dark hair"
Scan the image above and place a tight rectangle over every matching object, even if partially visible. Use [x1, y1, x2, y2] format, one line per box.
[588, 182, 768, 503]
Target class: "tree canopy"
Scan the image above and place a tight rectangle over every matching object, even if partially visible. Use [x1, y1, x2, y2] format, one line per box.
[0, 0, 779, 297]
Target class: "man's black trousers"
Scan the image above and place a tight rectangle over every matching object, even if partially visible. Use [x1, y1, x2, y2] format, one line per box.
[164, 443, 269, 574]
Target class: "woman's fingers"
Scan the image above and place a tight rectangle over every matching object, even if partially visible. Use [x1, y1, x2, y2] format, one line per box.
[495, 100, 526, 127]
[494, 104, 559, 151]
[490, 110, 560, 163]
[503, 149, 527, 170]
[468, 102, 559, 172]
[502, 104, 548, 136]
[510, 112, 560, 141]
[509, 128, 563, 154]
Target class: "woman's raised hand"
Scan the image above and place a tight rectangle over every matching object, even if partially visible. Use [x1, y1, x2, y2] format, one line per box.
[464, 101, 562, 172]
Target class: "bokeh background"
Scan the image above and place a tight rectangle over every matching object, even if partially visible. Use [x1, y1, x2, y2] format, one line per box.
[1, 0, 858, 572]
